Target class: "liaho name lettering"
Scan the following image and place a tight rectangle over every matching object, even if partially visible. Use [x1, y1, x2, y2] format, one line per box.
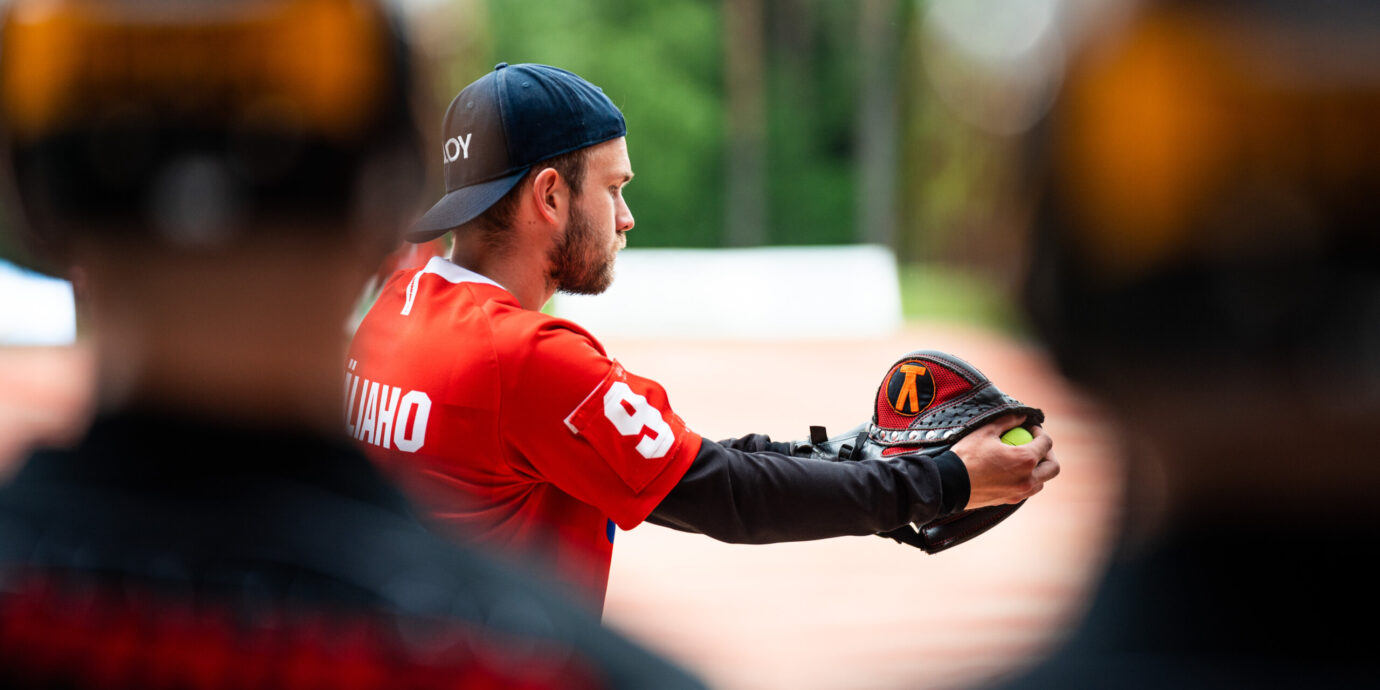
[343, 373, 431, 452]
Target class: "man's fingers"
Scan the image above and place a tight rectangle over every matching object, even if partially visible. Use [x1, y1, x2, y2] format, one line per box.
[1022, 431, 1054, 459]
[1033, 457, 1061, 483]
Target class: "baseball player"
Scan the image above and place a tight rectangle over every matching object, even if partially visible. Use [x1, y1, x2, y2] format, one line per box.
[0, 3, 702, 687]
[347, 63, 1059, 611]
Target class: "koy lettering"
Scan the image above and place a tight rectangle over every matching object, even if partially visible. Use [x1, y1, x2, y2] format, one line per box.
[442, 133, 472, 163]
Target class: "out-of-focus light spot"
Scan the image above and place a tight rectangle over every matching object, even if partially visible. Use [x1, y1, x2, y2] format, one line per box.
[922, 0, 1067, 135]
[0, 260, 76, 346]
[929, 0, 1058, 64]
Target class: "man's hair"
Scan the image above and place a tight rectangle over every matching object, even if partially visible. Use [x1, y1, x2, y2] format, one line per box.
[465, 146, 590, 249]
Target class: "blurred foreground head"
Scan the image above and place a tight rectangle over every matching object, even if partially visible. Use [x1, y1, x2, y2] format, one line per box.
[995, 5, 1380, 686]
[1, 0, 424, 263]
[1025, 0, 1380, 520]
[0, 0, 428, 421]
[0, 3, 706, 688]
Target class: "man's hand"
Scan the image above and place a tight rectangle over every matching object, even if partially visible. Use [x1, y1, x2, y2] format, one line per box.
[951, 413, 1059, 510]
[795, 349, 1057, 553]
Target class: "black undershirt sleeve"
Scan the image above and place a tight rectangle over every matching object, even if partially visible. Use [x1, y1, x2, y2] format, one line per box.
[646, 435, 970, 544]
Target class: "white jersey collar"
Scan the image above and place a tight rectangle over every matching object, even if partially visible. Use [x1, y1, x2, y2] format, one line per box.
[402, 256, 508, 315]
[420, 256, 505, 289]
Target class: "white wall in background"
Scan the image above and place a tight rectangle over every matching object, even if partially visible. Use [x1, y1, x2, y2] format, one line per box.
[0, 260, 76, 346]
[551, 245, 903, 340]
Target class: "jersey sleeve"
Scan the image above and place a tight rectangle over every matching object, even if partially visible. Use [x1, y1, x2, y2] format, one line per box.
[501, 322, 701, 530]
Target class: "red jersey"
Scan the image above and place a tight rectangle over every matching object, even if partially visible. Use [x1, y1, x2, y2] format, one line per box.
[344, 257, 701, 610]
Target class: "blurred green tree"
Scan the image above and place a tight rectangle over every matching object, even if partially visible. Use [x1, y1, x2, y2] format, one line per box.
[762, 0, 862, 247]
[472, 0, 900, 249]
[420, 0, 1026, 317]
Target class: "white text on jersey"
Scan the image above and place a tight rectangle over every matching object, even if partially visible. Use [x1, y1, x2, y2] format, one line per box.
[343, 372, 431, 452]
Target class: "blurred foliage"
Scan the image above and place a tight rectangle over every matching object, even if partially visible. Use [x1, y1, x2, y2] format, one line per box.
[448, 1, 1028, 277]
[898, 262, 1027, 335]
[451, 0, 918, 250]
[760, 1, 859, 246]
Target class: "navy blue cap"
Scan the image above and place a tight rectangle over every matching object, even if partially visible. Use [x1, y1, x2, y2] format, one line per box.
[406, 63, 626, 243]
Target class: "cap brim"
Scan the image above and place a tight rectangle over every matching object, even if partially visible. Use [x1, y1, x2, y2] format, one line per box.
[404, 168, 528, 243]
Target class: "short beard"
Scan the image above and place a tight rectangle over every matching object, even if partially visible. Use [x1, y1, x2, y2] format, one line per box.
[547, 203, 616, 295]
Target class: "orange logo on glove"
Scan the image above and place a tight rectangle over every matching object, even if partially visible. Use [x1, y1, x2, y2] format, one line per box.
[886, 362, 935, 416]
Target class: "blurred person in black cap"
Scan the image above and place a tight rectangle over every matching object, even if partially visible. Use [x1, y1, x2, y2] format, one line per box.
[0, 0, 705, 687]
[995, 0, 1380, 687]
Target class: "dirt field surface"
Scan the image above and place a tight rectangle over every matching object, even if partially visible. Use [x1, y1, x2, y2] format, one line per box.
[0, 321, 1124, 690]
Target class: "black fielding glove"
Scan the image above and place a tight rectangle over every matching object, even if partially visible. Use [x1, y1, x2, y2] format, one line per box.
[793, 350, 1045, 554]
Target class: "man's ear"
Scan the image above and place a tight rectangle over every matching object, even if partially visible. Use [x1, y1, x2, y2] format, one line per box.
[529, 166, 567, 225]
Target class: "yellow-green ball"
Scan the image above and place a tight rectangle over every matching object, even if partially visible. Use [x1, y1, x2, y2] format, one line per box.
[1001, 427, 1034, 445]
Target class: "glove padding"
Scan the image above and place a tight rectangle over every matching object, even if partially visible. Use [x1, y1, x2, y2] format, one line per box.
[792, 350, 1044, 554]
